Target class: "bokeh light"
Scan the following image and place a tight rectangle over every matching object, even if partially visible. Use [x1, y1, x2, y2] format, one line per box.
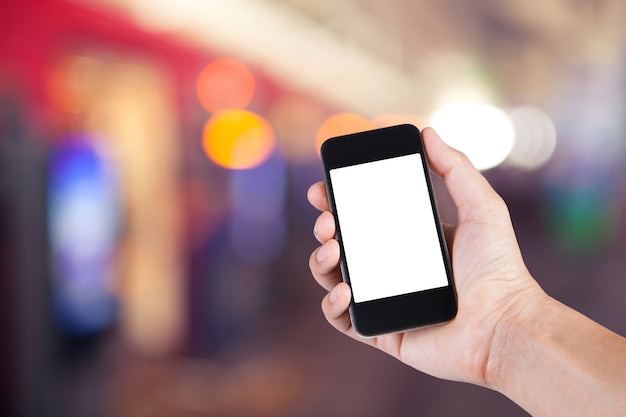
[430, 103, 515, 171]
[197, 58, 256, 113]
[542, 64, 625, 254]
[268, 94, 326, 163]
[314, 113, 374, 154]
[371, 114, 410, 128]
[371, 114, 429, 130]
[506, 106, 557, 170]
[48, 133, 120, 336]
[203, 109, 275, 170]
[545, 183, 617, 253]
[46, 55, 103, 114]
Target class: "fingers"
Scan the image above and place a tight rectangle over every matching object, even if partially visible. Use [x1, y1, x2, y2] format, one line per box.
[311, 241, 361, 339]
[309, 239, 342, 292]
[422, 127, 508, 224]
[321, 283, 379, 349]
[307, 182, 329, 212]
[321, 282, 353, 334]
[313, 211, 335, 243]
[308, 182, 352, 332]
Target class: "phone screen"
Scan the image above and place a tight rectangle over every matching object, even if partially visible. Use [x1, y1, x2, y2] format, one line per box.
[330, 153, 448, 303]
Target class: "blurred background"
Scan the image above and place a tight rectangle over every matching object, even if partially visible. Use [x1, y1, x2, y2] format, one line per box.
[1, 0, 625, 416]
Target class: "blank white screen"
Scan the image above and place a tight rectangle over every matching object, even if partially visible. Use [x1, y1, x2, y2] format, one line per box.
[330, 153, 448, 303]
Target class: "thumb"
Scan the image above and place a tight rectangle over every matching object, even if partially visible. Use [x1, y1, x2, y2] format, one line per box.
[421, 127, 506, 224]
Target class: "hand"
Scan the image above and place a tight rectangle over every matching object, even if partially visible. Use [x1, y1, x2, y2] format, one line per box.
[308, 127, 546, 386]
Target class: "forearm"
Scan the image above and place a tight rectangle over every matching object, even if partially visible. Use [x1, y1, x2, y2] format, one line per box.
[487, 293, 626, 417]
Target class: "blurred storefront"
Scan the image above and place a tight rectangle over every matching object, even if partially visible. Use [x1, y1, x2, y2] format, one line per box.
[0, 1, 322, 415]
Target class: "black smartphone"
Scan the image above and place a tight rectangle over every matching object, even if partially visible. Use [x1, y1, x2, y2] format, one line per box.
[320, 124, 457, 337]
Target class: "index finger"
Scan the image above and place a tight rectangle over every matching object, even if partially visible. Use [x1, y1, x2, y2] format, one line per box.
[307, 181, 330, 212]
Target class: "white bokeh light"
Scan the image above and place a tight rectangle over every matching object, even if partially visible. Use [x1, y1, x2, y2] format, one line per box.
[430, 103, 515, 171]
[506, 106, 557, 170]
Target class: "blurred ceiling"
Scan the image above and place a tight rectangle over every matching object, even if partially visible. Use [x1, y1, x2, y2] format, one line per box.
[82, 0, 626, 115]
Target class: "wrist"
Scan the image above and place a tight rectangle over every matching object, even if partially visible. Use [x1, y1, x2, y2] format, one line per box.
[483, 279, 551, 392]
[483, 281, 626, 417]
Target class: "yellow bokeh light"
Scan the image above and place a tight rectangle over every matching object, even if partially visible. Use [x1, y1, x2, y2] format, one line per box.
[202, 109, 275, 170]
[314, 113, 374, 155]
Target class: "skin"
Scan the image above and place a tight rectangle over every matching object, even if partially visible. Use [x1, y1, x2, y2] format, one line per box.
[308, 127, 626, 416]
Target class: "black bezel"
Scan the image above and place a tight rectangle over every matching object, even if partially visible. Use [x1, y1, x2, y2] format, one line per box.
[321, 124, 457, 337]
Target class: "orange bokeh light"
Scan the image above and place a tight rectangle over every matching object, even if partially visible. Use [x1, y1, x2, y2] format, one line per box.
[371, 114, 410, 128]
[197, 58, 256, 113]
[314, 113, 374, 154]
[371, 114, 428, 130]
[46, 55, 102, 114]
[202, 109, 275, 170]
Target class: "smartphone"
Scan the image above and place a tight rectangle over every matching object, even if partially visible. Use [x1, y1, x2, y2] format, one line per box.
[320, 124, 457, 337]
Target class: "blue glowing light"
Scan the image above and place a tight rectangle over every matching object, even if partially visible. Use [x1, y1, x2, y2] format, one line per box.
[48, 133, 121, 336]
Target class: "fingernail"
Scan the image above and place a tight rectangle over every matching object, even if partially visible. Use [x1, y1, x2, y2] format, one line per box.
[329, 286, 339, 303]
[316, 244, 327, 262]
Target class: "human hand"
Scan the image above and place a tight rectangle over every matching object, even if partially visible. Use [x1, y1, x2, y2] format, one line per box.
[308, 127, 546, 387]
